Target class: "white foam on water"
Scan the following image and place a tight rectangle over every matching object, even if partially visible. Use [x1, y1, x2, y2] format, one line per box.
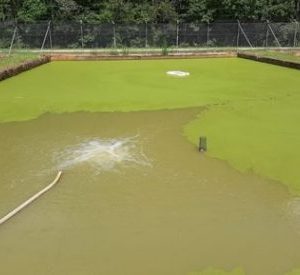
[55, 136, 151, 173]
[287, 198, 300, 216]
[286, 197, 300, 232]
[166, 71, 190, 77]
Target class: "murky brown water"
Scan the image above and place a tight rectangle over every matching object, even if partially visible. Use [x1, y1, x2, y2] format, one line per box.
[0, 108, 300, 275]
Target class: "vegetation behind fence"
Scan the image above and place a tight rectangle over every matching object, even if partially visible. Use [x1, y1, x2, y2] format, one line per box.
[1, 21, 300, 51]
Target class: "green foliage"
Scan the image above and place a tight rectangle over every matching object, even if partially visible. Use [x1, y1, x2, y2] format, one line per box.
[17, 0, 47, 22]
[161, 46, 169, 55]
[161, 38, 169, 55]
[183, 0, 215, 23]
[97, 0, 134, 23]
[121, 46, 129, 55]
[221, 0, 296, 21]
[206, 38, 216, 47]
[0, 0, 298, 23]
[109, 48, 119, 55]
[0, 0, 11, 21]
[153, 0, 177, 23]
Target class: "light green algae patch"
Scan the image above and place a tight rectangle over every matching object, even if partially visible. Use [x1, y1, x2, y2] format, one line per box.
[188, 267, 245, 275]
[0, 58, 298, 122]
[184, 94, 300, 194]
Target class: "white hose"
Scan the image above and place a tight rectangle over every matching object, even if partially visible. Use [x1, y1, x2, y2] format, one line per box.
[0, 171, 63, 226]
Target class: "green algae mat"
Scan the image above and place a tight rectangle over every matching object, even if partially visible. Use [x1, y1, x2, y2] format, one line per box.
[1, 58, 300, 194]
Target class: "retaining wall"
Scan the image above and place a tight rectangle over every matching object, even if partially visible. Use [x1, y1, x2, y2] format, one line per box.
[49, 51, 237, 61]
[0, 56, 51, 82]
[238, 52, 300, 70]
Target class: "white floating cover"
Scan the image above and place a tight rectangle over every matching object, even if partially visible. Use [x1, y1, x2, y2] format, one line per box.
[166, 71, 190, 77]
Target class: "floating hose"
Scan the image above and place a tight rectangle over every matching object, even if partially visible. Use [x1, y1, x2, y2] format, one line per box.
[0, 171, 63, 226]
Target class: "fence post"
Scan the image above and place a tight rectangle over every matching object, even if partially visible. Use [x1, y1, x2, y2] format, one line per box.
[265, 22, 269, 48]
[145, 21, 148, 48]
[207, 22, 210, 46]
[294, 20, 299, 47]
[40, 21, 51, 53]
[197, 23, 201, 46]
[80, 20, 84, 49]
[176, 20, 179, 48]
[267, 20, 281, 48]
[49, 22, 53, 49]
[8, 25, 17, 57]
[112, 21, 116, 48]
[236, 20, 240, 49]
[237, 20, 253, 48]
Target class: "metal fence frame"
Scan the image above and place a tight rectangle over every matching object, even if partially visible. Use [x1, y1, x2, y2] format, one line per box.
[0, 21, 299, 54]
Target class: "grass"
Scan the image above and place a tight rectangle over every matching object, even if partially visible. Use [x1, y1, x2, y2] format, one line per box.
[1, 58, 300, 195]
[0, 52, 40, 70]
[245, 50, 300, 63]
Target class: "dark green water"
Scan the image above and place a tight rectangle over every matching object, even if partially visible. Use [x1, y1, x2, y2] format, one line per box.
[0, 109, 300, 275]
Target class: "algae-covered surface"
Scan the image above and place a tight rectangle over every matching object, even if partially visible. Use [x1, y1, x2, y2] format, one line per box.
[184, 94, 300, 194]
[1, 59, 300, 274]
[0, 58, 297, 121]
[1, 58, 300, 194]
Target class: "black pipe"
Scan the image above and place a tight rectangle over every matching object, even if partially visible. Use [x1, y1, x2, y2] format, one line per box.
[199, 136, 207, 152]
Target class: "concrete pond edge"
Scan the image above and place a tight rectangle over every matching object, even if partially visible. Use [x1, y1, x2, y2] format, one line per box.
[0, 56, 51, 82]
[237, 52, 300, 70]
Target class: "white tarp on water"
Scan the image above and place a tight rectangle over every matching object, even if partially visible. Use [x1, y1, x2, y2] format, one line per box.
[166, 71, 190, 77]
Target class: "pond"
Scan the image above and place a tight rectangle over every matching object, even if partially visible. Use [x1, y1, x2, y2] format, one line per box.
[0, 108, 300, 275]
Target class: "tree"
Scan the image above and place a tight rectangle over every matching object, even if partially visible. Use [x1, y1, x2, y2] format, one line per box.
[53, 0, 80, 20]
[132, 1, 155, 23]
[184, 0, 215, 23]
[17, 0, 48, 22]
[153, 0, 177, 23]
[97, 0, 135, 23]
[221, 0, 259, 20]
[0, 0, 12, 21]
[259, 0, 295, 21]
[0, 0, 299, 23]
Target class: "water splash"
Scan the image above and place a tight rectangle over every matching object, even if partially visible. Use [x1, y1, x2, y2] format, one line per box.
[55, 136, 151, 173]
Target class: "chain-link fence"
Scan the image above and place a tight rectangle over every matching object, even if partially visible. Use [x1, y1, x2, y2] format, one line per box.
[1, 21, 300, 51]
